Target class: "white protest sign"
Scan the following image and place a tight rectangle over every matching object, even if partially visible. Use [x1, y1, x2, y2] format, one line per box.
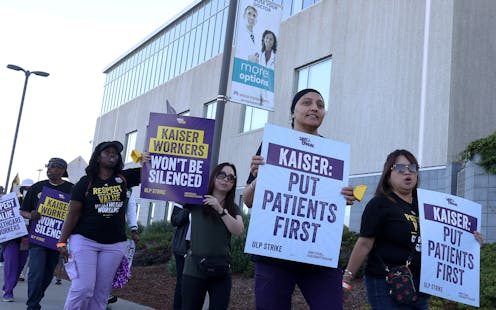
[418, 188, 481, 307]
[244, 123, 350, 267]
[0, 192, 28, 242]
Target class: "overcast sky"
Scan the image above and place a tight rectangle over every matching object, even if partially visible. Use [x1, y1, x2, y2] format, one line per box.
[0, 0, 195, 188]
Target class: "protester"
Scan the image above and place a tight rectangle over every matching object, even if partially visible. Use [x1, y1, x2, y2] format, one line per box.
[343, 149, 484, 309]
[58, 141, 146, 310]
[0, 186, 5, 268]
[243, 88, 355, 309]
[181, 163, 244, 310]
[17, 180, 34, 283]
[2, 179, 32, 302]
[20, 158, 73, 310]
[171, 204, 190, 310]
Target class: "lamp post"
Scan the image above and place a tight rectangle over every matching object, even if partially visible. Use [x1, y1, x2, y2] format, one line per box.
[4, 64, 49, 191]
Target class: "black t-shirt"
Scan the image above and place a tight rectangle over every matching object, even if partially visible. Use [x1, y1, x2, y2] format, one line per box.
[360, 192, 421, 277]
[20, 180, 74, 214]
[20, 180, 74, 242]
[70, 168, 141, 244]
[246, 144, 332, 272]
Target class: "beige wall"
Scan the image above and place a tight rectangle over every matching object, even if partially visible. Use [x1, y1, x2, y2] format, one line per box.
[94, 0, 493, 187]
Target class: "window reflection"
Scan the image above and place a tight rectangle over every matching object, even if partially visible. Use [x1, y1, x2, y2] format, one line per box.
[102, 0, 321, 115]
[297, 58, 332, 109]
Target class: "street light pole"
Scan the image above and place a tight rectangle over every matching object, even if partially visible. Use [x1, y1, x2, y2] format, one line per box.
[4, 64, 49, 191]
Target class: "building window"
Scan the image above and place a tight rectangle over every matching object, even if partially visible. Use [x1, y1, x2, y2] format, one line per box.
[124, 131, 137, 163]
[297, 58, 332, 109]
[243, 106, 269, 132]
[204, 100, 217, 119]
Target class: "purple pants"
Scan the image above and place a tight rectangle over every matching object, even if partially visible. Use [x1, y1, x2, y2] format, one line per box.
[2, 240, 28, 298]
[63, 234, 127, 310]
[254, 261, 343, 310]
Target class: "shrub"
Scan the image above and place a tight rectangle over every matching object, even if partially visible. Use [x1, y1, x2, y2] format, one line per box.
[230, 212, 254, 277]
[459, 131, 496, 174]
[133, 220, 174, 266]
[339, 226, 365, 278]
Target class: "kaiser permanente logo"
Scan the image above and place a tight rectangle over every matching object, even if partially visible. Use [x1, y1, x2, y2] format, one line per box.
[446, 198, 457, 206]
[299, 137, 314, 148]
[232, 58, 274, 91]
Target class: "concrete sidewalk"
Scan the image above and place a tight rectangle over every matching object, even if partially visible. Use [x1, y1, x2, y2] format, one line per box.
[0, 264, 155, 310]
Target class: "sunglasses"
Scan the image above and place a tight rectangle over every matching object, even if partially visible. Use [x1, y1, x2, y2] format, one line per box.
[391, 163, 418, 174]
[216, 171, 236, 183]
[46, 163, 65, 169]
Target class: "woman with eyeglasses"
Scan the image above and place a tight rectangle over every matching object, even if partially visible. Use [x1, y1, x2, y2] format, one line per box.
[243, 88, 356, 309]
[342, 149, 429, 309]
[343, 150, 484, 309]
[181, 162, 244, 310]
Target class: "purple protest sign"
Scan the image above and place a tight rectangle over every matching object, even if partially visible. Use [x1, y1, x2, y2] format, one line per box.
[28, 187, 70, 250]
[423, 203, 478, 233]
[141, 113, 215, 204]
[266, 142, 344, 181]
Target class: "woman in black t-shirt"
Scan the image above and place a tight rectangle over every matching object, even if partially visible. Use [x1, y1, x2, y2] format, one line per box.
[344, 150, 484, 309]
[344, 149, 426, 309]
[58, 141, 146, 310]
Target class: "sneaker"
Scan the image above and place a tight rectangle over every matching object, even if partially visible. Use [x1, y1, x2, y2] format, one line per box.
[55, 279, 62, 285]
[3, 296, 14, 302]
[107, 295, 118, 304]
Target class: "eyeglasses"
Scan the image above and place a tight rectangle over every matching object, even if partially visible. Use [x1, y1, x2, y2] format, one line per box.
[46, 163, 65, 169]
[391, 163, 418, 174]
[216, 171, 236, 183]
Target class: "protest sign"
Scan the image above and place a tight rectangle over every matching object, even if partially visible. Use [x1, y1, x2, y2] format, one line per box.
[244, 123, 350, 267]
[141, 113, 215, 204]
[0, 192, 28, 242]
[28, 187, 71, 250]
[418, 188, 481, 307]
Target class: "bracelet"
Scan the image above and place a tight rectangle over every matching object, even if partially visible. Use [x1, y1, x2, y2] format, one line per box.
[342, 281, 353, 291]
[56, 242, 67, 248]
[344, 269, 353, 277]
[250, 182, 255, 191]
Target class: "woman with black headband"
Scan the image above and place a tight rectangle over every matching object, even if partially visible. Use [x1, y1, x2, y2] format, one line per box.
[243, 88, 355, 309]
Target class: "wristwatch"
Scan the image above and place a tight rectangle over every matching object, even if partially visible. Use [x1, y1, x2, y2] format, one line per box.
[220, 209, 228, 217]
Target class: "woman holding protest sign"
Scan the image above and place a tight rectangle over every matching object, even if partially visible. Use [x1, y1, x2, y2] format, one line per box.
[343, 149, 484, 309]
[58, 141, 148, 310]
[181, 162, 244, 310]
[242, 88, 356, 309]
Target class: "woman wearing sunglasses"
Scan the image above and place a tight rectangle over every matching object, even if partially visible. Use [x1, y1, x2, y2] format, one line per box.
[243, 88, 356, 309]
[342, 149, 429, 309]
[181, 162, 244, 310]
[343, 150, 483, 309]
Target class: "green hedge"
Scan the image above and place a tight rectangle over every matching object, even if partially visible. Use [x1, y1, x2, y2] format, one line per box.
[460, 131, 496, 174]
[133, 221, 173, 266]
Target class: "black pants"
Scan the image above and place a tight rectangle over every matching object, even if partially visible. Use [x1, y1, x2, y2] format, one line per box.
[181, 274, 231, 310]
[173, 253, 186, 310]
